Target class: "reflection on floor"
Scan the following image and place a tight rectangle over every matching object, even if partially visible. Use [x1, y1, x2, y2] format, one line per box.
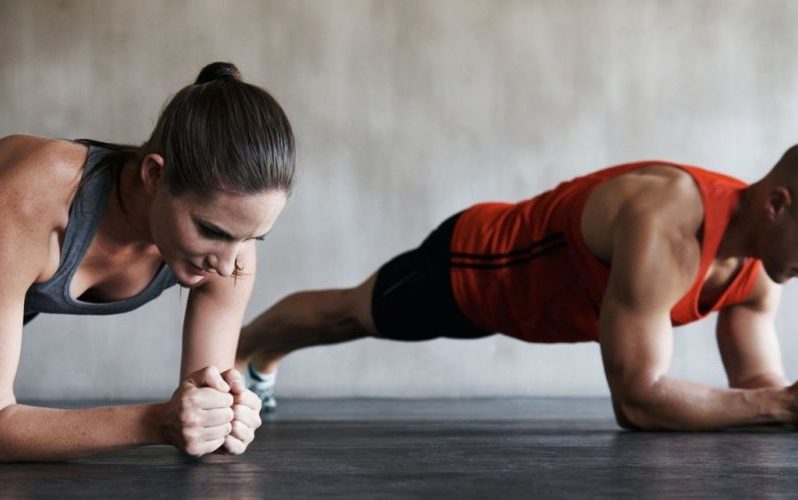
[5, 398, 797, 498]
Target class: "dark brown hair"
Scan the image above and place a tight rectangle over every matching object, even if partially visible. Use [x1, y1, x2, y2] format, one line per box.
[77, 61, 295, 203]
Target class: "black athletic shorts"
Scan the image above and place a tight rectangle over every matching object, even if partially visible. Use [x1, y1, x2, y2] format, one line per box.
[371, 212, 493, 341]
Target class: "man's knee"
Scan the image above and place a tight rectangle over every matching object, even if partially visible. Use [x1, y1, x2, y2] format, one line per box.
[310, 283, 375, 342]
[343, 273, 378, 336]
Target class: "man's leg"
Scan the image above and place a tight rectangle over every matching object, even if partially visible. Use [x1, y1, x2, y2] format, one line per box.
[236, 273, 378, 374]
[235, 273, 378, 412]
[236, 211, 489, 411]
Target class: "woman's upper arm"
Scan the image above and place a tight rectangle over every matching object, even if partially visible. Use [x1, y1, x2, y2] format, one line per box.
[180, 242, 258, 378]
[0, 300, 29, 409]
[0, 139, 64, 407]
[0, 218, 52, 409]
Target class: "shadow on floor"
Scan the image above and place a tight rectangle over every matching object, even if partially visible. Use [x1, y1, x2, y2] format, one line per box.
[5, 398, 797, 499]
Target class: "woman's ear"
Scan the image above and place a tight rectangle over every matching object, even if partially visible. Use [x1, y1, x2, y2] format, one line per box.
[140, 154, 165, 196]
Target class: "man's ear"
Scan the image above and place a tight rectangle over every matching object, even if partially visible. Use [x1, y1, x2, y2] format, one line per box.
[140, 154, 165, 196]
[765, 187, 793, 221]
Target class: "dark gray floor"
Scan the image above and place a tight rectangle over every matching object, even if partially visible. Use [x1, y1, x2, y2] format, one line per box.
[5, 398, 798, 499]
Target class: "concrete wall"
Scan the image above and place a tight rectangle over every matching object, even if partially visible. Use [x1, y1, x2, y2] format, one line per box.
[2, 0, 798, 400]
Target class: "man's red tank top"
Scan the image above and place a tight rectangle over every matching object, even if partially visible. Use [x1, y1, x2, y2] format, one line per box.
[449, 162, 761, 343]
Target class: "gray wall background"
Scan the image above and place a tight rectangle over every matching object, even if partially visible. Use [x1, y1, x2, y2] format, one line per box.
[2, 0, 798, 400]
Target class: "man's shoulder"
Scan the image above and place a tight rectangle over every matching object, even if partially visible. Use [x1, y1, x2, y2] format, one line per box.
[583, 164, 705, 263]
[627, 165, 702, 216]
[596, 168, 706, 312]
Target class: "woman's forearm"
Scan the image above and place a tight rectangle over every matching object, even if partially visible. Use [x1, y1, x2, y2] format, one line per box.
[0, 402, 165, 462]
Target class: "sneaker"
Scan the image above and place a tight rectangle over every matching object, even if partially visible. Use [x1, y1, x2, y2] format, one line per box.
[243, 363, 278, 413]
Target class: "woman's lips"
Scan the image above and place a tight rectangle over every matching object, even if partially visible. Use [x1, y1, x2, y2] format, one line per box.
[187, 261, 210, 276]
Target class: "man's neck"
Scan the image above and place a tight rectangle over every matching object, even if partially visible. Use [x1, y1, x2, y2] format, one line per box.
[716, 187, 757, 261]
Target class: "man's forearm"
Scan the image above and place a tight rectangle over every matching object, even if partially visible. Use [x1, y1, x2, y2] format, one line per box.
[0, 402, 166, 461]
[618, 376, 792, 431]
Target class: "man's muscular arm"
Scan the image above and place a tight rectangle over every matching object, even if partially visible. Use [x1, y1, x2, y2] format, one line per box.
[599, 201, 795, 431]
[717, 272, 788, 389]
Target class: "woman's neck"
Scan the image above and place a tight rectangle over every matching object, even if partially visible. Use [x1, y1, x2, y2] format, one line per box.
[100, 162, 157, 250]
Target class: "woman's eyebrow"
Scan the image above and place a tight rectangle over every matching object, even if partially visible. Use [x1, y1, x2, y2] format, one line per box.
[195, 217, 269, 240]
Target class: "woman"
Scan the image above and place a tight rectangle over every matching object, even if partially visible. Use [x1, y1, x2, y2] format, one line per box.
[0, 62, 294, 461]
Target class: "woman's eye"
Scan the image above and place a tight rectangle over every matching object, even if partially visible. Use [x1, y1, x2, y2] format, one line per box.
[200, 225, 226, 239]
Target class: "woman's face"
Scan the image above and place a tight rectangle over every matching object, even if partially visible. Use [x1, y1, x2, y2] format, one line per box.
[149, 186, 287, 287]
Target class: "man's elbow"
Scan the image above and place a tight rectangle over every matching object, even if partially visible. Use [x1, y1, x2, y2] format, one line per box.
[612, 391, 663, 431]
[616, 404, 671, 431]
[613, 405, 641, 430]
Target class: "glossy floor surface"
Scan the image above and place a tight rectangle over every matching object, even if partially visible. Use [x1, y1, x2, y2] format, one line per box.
[5, 398, 797, 499]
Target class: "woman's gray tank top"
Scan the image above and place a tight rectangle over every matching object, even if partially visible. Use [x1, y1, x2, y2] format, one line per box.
[24, 145, 178, 321]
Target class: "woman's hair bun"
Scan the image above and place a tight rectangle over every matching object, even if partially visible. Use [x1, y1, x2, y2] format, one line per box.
[195, 62, 242, 84]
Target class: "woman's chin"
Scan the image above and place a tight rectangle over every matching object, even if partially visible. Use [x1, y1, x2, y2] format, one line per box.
[173, 263, 209, 287]
[187, 265, 213, 284]
[177, 274, 206, 288]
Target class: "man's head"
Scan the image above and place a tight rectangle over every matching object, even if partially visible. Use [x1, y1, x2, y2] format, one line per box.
[748, 146, 798, 283]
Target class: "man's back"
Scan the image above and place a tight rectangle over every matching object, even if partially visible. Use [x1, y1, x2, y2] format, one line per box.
[450, 162, 760, 342]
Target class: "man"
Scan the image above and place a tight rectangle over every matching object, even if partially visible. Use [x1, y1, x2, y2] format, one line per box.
[236, 149, 798, 430]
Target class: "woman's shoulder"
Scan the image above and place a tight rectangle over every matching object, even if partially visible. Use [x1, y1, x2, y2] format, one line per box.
[0, 135, 86, 178]
[0, 135, 86, 224]
[0, 136, 85, 285]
